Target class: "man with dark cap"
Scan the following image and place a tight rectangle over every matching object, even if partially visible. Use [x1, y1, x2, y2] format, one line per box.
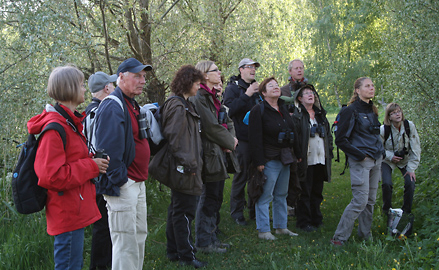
[84, 71, 116, 270]
[94, 58, 152, 270]
[223, 58, 261, 226]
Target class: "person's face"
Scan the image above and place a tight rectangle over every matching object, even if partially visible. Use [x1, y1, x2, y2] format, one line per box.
[298, 88, 315, 106]
[355, 78, 375, 102]
[119, 70, 146, 98]
[288, 61, 304, 81]
[76, 80, 87, 105]
[262, 79, 280, 99]
[189, 80, 201, 97]
[206, 64, 221, 85]
[214, 81, 223, 96]
[389, 108, 403, 123]
[239, 64, 257, 83]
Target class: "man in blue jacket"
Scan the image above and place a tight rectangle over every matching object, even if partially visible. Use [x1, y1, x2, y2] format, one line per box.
[94, 58, 152, 270]
[223, 58, 261, 226]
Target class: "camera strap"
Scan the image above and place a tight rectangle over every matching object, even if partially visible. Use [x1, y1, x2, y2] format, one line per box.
[390, 126, 406, 152]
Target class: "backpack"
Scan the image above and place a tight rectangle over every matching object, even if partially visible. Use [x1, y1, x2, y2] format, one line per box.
[331, 105, 357, 175]
[387, 208, 414, 238]
[139, 103, 164, 145]
[83, 95, 124, 153]
[11, 122, 66, 214]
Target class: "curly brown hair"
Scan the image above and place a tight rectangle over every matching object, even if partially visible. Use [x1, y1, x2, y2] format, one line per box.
[170, 65, 205, 96]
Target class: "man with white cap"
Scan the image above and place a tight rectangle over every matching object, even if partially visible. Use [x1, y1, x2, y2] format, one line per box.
[84, 71, 117, 270]
[94, 58, 153, 270]
[223, 58, 261, 226]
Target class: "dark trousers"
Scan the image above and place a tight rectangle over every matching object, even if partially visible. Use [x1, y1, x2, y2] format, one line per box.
[287, 161, 301, 209]
[90, 194, 112, 270]
[195, 180, 225, 247]
[166, 190, 197, 262]
[381, 162, 415, 214]
[296, 164, 324, 228]
[230, 141, 254, 219]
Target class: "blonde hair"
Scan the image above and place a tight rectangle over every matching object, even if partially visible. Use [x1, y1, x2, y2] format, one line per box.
[349, 77, 378, 115]
[47, 66, 84, 102]
[195, 60, 215, 74]
[384, 102, 405, 125]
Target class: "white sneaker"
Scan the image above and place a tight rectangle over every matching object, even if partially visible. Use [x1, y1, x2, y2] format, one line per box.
[275, 228, 298, 236]
[258, 232, 277, 240]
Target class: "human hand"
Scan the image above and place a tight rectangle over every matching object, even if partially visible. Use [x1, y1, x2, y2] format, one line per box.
[245, 82, 259, 97]
[93, 156, 110, 174]
[257, 165, 265, 172]
[233, 137, 239, 150]
[404, 171, 416, 182]
[391, 156, 402, 163]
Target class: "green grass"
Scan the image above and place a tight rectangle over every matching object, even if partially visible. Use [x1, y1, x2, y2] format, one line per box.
[1, 112, 438, 269]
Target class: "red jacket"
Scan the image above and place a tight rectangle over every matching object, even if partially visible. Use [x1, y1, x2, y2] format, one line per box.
[27, 104, 101, 236]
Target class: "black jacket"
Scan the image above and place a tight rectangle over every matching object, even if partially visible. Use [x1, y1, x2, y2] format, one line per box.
[335, 99, 384, 161]
[248, 100, 302, 167]
[223, 75, 262, 142]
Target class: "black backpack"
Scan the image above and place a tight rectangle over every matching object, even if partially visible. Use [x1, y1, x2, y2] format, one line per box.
[11, 122, 66, 214]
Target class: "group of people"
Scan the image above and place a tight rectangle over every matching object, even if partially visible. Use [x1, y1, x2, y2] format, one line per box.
[28, 56, 421, 270]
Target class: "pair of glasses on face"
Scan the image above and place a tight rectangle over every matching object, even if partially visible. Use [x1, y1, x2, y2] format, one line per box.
[390, 110, 402, 116]
[242, 65, 257, 70]
[302, 91, 314, 96]
[207, 68, 220, 73]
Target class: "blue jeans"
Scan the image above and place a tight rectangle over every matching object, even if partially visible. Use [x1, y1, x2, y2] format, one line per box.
[255, 160, 290, 233]
[54, 228, 84, 270]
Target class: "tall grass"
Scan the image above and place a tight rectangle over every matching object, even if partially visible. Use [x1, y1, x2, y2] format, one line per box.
[1, 112, 438, 269]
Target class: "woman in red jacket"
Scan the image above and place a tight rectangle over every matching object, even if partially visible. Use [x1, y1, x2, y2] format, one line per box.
[27, 65, 109, 270]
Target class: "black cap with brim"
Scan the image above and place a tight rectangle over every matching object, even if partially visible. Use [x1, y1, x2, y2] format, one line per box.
[117, 58, 153, 75]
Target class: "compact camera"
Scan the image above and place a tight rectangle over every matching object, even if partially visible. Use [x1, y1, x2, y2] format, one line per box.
[310, 124, 325, 138]
[278, 130, 295, 144]
[95, 149, 108, 160]
[394, 147, 408, 158]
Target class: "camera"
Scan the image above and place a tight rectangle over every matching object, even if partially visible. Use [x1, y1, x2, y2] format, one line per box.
[310, 124, 325, 138]
[138, 112, 151, 139]
[95, 149, 108, 160]
[394, 147, 408, 158]
[369, 124, 381, 135]
[278, 130, 294, 144]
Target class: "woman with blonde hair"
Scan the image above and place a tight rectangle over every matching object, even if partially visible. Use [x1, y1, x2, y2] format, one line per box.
[190, 60, 239, 253]
[27, 65, 109, 269]
[331, 77, 384, 246]
[381, 103, 421, 224]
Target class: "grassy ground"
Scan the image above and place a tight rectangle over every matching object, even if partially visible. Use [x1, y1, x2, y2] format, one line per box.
[0, 112, 432, 269]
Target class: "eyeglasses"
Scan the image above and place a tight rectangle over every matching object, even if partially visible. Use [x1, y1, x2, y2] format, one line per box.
[207, 68, 220, 73]
[242, 65, 257, 70]
[390, 110, 402, 116]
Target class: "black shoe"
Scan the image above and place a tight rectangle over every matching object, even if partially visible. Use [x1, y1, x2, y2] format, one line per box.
[179, 259, 208, 268]
[234, 216, 248, 226]
[167, 253, 179, 262]
[300, 225, 317, 232]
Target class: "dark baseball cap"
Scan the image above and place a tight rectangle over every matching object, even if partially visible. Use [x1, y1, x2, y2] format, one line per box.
[116, 58, 153, 75]
[88, 71, 117, 93]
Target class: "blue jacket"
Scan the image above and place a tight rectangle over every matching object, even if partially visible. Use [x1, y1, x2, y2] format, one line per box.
[94, 87, 136, 196]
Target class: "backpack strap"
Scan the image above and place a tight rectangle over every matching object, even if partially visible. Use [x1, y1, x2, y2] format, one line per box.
[403, 119, 410, 137]
[41, 122, 66, 149]
[383, 124, 391, 143]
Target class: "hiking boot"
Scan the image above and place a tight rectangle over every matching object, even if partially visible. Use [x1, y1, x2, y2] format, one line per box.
[166, 253, 179, 262]
[299, 225, 317, 232]
[287, 206, 295, 217]
[234, 216, 248, 226]
[258, 232, 277, 240]
[214, 240, 231, 248]
[196, 244, 227, 254]
[179, 259, 208, 268]
[275, 228, 299, 236]
[330, 238, 344, 246]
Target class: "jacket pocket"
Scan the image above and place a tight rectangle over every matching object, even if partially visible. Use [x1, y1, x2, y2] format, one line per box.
[203, 149, 223, 177]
